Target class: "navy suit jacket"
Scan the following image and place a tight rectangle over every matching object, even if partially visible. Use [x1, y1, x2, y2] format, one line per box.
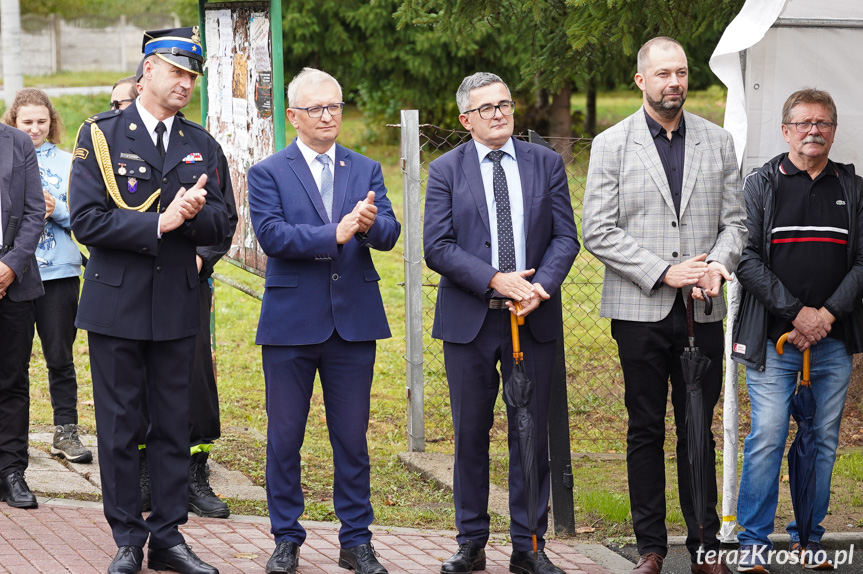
[248, 140, 401, 345]
[424, 137, 579, 344]
[0, 124, 45, 302]
[69, 105, 230, 341]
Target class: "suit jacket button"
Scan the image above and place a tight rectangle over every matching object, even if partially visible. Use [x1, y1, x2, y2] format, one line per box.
[332, 274, 339, 281]
[672, 251, 678, 258]
[156, 266, 162, 272]
[142, 247, 148, 253]
[94, 273, 100, 279]
[162, 177, 168, 184]
[671, 221, 677, 227]
[485, 241, 491, 247]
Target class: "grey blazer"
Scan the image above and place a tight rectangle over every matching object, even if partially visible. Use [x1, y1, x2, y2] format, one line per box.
[0, 123, 45, 302]
[582, 108, 747, 323]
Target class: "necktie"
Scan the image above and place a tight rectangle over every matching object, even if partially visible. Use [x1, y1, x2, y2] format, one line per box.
[487, 150, 516, 273]
[316, 154, 333, 221]
[154, 121, 167, 161]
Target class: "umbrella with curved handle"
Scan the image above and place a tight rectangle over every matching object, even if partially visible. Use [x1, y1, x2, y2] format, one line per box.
[775, 332, 816, 566]
[506, 302, 539, 558]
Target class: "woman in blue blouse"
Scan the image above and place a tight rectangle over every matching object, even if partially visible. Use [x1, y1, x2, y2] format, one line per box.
[2, 89, 92, 464]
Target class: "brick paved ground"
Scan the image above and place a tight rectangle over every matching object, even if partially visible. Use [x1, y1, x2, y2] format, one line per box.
[0, 501, 611, 574]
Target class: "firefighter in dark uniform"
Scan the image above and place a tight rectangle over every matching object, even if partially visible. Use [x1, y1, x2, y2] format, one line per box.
[69, 27, 230, 574]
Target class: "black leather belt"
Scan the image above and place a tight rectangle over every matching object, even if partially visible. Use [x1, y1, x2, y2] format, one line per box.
[488, 298, 509, 309]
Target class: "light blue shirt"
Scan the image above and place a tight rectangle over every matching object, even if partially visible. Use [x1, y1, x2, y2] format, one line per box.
[474, 138, 525, 271]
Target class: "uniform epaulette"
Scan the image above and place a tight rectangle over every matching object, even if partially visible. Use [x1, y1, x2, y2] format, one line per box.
[84, 110, 122, 124]
[176, 114, 209, 134]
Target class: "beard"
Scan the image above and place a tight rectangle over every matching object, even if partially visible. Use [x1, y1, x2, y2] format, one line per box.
[645, 90, 686, 120]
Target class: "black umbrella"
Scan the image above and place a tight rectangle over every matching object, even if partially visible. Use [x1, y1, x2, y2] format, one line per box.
[681, 288, 713, 551]
[775, 333, 816, 566]
[505, 304, 539, 557]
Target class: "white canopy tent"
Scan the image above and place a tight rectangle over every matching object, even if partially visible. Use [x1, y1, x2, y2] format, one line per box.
[709, 0, 863, 543]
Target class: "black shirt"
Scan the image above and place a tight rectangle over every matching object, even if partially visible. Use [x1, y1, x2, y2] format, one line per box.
[768, 155, 848, 342]
[645, 109, 685, 217]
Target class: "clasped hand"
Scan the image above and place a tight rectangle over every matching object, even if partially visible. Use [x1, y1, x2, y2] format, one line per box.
[787, 306, 834, 351]
[662, 254, 732, 299]
[488, 269, 550, 317]
[159, 174, 208, 234]
[336, 191, 377, 244]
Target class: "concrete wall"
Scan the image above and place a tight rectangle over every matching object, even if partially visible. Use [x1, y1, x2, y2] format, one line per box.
[0, 14, 180, 76]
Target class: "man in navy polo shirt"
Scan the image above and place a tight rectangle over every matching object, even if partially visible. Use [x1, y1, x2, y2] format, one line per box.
[732, 88, 863, 573]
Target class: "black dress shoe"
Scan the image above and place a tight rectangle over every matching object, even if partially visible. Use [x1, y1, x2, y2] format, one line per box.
[339, 542, 389, 574]
[148, 543, 218, 574]
[0, 470, 38, 508]
[442, 541, 487, 573]
[266, 541, 300, 574]
[510, 550, 565, 574]
[107, 546, 143, 574]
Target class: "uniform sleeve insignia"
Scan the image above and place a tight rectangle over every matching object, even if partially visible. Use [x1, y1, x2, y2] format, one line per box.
[182, 152, 204, 164]
[74, 147, 89, 160]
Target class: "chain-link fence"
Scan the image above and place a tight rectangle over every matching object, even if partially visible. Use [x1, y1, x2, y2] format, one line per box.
[401, 118, 624, 453]
[398, 116, 863, 455]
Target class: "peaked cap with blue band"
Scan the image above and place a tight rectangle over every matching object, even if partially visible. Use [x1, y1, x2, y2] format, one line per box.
[142, 26, 204, 76]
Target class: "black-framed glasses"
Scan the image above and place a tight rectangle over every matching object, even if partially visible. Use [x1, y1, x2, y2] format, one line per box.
[786, 121, 835, 133]
[110, 99, 135, 110]
[462, 100, 516, 119]
[291, 103, 345, 118]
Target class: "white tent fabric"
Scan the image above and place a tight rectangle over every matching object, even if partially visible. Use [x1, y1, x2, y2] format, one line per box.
[709, 0, 863, 544]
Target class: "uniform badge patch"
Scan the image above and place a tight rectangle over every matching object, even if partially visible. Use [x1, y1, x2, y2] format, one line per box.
[128, 177, 138, 193]
[182, 152, 204, 164]
[120, 153, 143, 161]
[74, 147, 89, 160]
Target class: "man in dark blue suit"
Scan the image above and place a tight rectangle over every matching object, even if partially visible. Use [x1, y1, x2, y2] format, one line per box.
[69, 27, 229, 574]
[424, 72, 579, 574]
[0, 121, 45, 509]
[248, 68, 401, 574]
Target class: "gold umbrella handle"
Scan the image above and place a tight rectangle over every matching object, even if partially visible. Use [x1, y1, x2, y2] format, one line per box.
[775, 332, 811, 387]
[511, 302, 524, 363]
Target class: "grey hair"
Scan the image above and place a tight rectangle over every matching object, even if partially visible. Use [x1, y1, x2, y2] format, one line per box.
[636, 37, 685, 74]
[287, 67, 342, 108]
[456, 72, 510, 113]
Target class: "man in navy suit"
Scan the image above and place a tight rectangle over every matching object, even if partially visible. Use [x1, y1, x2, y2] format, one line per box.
[70, 27, 229, 574]
[0, 122, 45, 509]
[248, 68, 401, 574]
[424, 72, 579, 574]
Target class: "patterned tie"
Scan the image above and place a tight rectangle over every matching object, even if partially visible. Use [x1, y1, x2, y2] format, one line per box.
[316, 154, 333, 221]
[154, 121, 167, 160]
[487, 150, 516, 273]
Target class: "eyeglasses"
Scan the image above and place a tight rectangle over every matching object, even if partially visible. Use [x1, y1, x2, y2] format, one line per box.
[110, 99, 135, 110]
[291, 103, 345, 118]
[786, 121, 835, 133]
[462, 101, 516, 120]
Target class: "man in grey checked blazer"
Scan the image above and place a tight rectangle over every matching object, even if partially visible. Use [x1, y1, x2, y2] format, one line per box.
[583, 37, 746, 574]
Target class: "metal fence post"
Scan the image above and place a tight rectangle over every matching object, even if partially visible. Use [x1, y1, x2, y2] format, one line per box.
[401, 110, 425, 452]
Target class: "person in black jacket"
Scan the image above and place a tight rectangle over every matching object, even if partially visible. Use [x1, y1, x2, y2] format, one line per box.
[0, 122, 45, 509]
[731, 88, 863, 573]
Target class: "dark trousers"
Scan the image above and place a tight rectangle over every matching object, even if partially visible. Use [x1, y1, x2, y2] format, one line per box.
[262, 333, 376, 548]
[139, 279, 221, 449]
[89, 331, 195, 549]
[34, 276, 80, 425]
[0, 297, 36, 476]
[443, 307, 554, 552]
[611, 294, 724, 559]
[189, 279, 220, 445]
